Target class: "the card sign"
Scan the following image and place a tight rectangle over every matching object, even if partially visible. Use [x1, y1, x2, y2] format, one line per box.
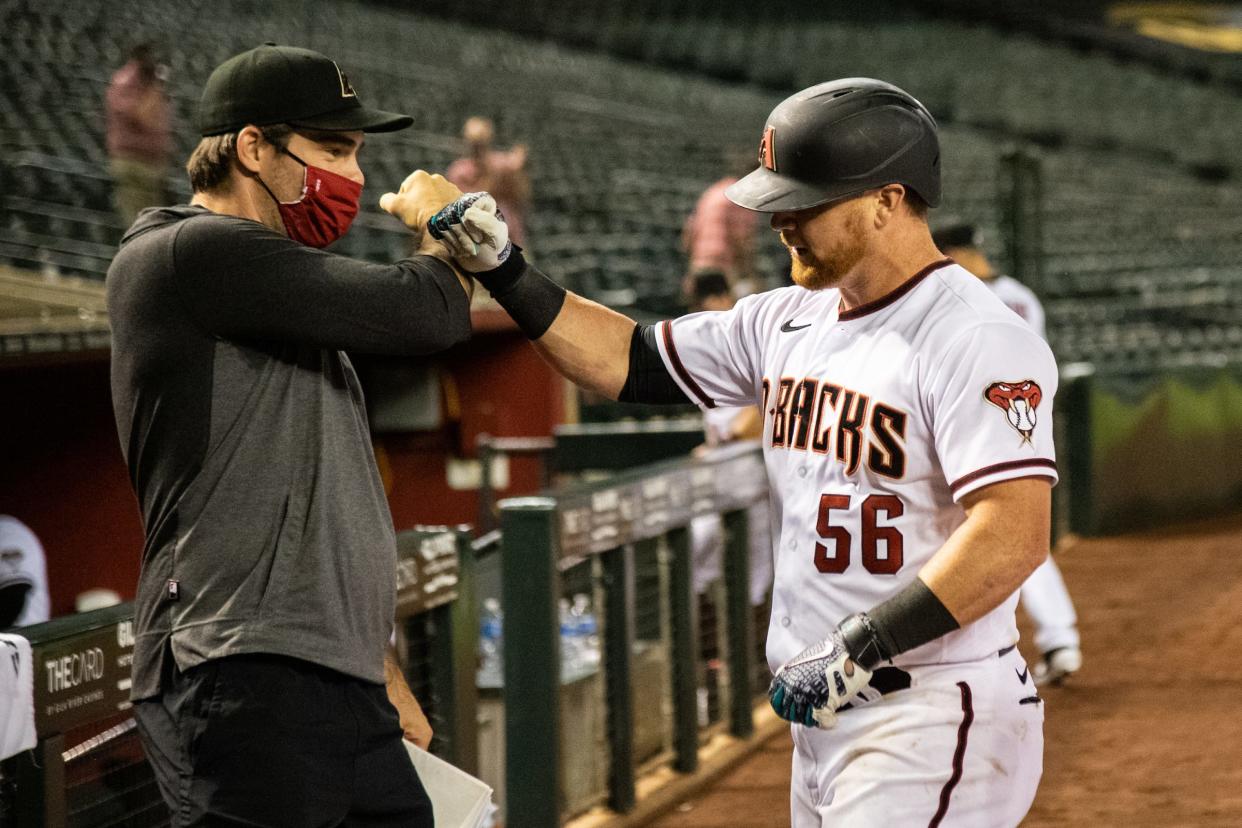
[31, 615, 134, 735]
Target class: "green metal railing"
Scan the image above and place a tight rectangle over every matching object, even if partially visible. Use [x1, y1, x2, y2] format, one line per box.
[497, 441, 768, 826]
[0, 526, 477, 827]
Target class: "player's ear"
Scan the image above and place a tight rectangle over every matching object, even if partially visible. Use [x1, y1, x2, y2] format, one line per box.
[234, 126, 266, 175]
[873, 184, 905, 228]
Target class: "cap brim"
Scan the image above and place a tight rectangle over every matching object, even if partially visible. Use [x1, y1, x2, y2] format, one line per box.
[725, 167, 856, 213]
[289, 106, 413, 133]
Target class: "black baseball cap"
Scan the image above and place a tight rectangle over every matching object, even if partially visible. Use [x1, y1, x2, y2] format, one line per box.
[198, 43, 413, 136]
[932, 223, 982, 249]
[726, 78, 941, 213]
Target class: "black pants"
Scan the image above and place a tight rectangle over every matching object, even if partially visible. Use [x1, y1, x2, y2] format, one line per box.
[133, 653, 434, 827]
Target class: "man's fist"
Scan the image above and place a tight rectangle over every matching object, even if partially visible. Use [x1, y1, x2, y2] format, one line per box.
[379, 171, 462, 233]
[427, 193, 514, 273]
[769, 629, 872, 729]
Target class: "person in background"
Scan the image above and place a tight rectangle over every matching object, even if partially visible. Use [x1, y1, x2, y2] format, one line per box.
[687, 270, 772, 601]
[0, 516, 50, 628]
[446, 116, 531, 247]
[106, 42, 173, 227]
[682, 151, 760, 299]
[933, 222, 1082, 685]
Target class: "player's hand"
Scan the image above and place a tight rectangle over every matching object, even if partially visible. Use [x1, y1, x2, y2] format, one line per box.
[379, 170, 462, 234]
[427, 192, 513, 273]
[769, 629, 872, 728]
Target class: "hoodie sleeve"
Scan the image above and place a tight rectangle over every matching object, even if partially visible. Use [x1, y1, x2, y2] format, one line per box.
[170, 214, 472, 355]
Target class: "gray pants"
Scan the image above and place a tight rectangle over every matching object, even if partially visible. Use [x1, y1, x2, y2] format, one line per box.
[110, 157, 167, 227]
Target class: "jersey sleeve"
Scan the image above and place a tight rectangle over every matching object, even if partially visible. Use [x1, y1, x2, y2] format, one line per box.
[930, 321, 1059, 501]
[654, 295, 766, 410]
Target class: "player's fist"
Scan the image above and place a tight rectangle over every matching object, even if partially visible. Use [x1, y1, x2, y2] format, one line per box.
[379, 171, 463, 233]
[769, 629, 872, 729]
[427, 192, 513, 273]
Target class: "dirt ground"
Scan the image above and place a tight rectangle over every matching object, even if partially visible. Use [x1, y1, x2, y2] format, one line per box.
[652, 515, 1242, 827]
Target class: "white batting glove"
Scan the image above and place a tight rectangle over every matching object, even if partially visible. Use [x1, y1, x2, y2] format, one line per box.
[769, 630, 872, 728]
[426, 192, 513, 273]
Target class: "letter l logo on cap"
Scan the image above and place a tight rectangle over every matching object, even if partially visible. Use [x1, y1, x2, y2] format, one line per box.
[333, 61, 357, 98]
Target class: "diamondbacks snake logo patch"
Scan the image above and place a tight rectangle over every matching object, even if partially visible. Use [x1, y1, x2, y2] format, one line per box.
[984, 380, 1043, 445]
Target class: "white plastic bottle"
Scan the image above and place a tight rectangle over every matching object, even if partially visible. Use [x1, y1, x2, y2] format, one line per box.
[478, 598, 504, 688]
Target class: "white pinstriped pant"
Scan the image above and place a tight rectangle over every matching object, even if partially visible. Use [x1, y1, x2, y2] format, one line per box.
[789, 647, 1043, 827]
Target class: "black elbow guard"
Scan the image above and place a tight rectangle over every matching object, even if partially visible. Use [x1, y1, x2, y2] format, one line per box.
[618, 325, 692, 405]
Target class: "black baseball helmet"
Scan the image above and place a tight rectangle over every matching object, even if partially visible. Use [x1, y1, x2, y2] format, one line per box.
[726, 78, 941, 213]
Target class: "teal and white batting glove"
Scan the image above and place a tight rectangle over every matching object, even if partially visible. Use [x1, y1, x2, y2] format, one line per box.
[769, 627, 872, 729]
[426, 192, 512, 273]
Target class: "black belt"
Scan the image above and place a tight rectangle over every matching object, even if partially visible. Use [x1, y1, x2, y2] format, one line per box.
[840, 646, 1020, 712]
[838, 665, 912, 711]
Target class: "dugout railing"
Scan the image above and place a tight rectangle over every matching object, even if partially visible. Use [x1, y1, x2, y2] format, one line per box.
[0, 526, 478, 827]
[495, 440, 770, 827]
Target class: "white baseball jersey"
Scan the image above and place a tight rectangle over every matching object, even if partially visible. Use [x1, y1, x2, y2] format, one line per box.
[655, 259, 1058, 673]
[984, 274, 1045, 340]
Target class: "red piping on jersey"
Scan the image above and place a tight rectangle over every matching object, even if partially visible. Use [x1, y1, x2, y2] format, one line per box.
[949, 458, 1058, 494]
[838, 257, 954, 321]
[928, 681, 974, 828]
[661, 320, 717, 409]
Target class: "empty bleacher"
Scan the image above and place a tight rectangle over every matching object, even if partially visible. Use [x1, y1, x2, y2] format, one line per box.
[0, 0, 1239, 372]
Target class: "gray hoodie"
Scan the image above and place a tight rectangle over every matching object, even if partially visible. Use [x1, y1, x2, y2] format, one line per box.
[107, 205, 470, 699]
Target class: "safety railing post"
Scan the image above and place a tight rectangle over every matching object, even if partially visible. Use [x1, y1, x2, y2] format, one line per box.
[664, 526, 699, 774]
[14, 734, 65, 827]
[428, 528, 479, 773]
[722, 508, 755, 739]
[1061, 366, 1097, 536]
[500, 497, 562, 828]
[604, 541, 638, 812]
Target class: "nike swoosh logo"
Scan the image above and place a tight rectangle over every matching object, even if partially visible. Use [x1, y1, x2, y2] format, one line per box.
[1016, 667, 1029, 684]
[781, 320, 811, 333]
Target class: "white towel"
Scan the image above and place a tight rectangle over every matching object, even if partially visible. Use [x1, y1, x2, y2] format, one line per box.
[404, 740, 496, 828]
[0, 633, 37, 760]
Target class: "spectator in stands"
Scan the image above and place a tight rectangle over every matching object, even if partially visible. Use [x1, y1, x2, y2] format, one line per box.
[682, 151, 760, 298]
[933, 222, 1082, 685]
[446, 116, 531, 247]
[106, 44, 472, 826]
[0, 516, 50, 628]
[106, 43, 173, 227]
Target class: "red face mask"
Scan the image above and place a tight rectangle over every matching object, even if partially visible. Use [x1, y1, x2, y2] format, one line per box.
[267, 147, 362, 248]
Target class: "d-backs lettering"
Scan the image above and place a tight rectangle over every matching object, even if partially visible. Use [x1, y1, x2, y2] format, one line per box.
[762, 376, 907, 478]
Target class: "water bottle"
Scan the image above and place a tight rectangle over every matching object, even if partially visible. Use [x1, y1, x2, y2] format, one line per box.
[559, 597, 581, 680]
[571, 593, 601, 673]
[477, 598, 504, 688]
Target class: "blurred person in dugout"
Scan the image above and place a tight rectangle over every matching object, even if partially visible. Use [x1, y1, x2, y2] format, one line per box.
[0, 516, 50, 629]
[687, 271, 773, 609]
[106, 42, 173, 227]
[681, 149, 761, 302]
[446, 116, 531, 248]
[933, 222, 1082, 684]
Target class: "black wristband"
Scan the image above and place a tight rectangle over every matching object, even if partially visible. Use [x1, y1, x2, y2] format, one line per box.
[481, 252, 567, 340]
[471, 246, 528, 295]
[838, 578, 960, 670]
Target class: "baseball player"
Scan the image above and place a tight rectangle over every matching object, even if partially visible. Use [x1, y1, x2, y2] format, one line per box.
[934, 223, 1082, 685]
[399, 78, 1054, 826]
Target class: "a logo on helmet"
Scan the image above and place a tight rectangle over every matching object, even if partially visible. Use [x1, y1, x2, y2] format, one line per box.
[984, 380, 1043, 445]
[759, 126, 777, 172]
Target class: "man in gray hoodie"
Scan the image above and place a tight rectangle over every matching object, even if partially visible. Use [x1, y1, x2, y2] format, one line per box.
[107, 43, 470, 826]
